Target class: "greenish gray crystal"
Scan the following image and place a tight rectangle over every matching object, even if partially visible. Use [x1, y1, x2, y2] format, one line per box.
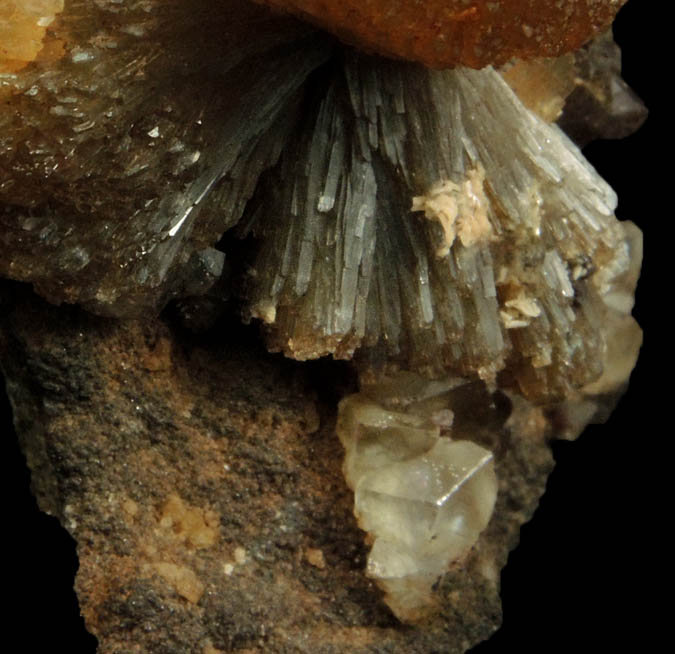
[0, 0, 330, 315]
[240, 53, 640, 401]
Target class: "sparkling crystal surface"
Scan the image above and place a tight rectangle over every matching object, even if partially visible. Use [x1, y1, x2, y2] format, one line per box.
[0, 0, 330, 315]
[241, 53, 641, 401]
[0, 7, 642, 406]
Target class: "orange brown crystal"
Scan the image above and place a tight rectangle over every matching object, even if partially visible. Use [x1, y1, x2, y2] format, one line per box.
[0, 0, 64, 73]
[255, 0, 627, 69]
[501, 54, 577, 122]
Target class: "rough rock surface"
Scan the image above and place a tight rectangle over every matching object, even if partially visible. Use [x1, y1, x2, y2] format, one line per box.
[255, 0, 626, 69]
[1, 286, 564, 654]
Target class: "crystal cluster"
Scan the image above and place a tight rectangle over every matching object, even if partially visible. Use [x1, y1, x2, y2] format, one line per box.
[338, 374, 498, 621]
[0, 0, 330, 315]
[0, 2, 642, 403]
[242, 54, 641, 402]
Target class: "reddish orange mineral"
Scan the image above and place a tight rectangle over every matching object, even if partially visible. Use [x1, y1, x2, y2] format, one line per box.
[0, 0, 65, 73]
[255, 0, 627, 69]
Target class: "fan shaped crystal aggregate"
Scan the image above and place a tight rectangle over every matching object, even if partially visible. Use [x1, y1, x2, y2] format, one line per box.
[0, 0, 331, 315]
[241, 53, 640, 401]
[0, 3, 640, 403]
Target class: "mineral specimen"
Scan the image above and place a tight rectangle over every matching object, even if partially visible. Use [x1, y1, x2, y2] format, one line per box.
[0, 0, 331, 316]
[0, 0, 647, 652]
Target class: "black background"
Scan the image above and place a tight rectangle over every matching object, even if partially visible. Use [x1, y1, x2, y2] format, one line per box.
[2, 1, 659, 651]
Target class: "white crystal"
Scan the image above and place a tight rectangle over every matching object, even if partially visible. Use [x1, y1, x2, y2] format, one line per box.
[337, 379, 498, 621]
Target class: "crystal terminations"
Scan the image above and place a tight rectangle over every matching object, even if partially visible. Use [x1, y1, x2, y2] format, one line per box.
[242, 55, 642, 405]
[338, 375, 498, 622]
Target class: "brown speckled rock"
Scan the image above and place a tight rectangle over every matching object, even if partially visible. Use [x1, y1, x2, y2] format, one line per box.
[0, 286, 562, 653]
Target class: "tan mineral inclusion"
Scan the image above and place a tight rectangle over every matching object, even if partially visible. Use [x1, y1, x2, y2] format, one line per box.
[411, 165, 493, 256]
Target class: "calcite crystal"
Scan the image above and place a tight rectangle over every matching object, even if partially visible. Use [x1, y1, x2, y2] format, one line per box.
[0, 0, 646, 652]
[0, 0, 64, 73]
[338, 375, 498, 621]
[255, 0, 626, 69]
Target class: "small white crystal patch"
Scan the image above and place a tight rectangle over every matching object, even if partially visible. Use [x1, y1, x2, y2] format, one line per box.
[411, 166, 493, 257]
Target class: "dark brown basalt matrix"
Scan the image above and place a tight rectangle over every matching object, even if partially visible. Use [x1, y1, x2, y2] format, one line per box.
[0, 2, 646, 653]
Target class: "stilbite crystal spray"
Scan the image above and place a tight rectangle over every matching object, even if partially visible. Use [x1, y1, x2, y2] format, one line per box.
[242, 54, 641, 406]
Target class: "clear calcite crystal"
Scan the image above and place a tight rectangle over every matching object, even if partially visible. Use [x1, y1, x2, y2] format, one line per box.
[338, 376, 498, 621]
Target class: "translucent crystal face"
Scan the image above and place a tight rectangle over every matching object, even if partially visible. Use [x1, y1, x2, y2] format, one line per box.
[359, 440, 496, 577]
[338, 377, 498, 621]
